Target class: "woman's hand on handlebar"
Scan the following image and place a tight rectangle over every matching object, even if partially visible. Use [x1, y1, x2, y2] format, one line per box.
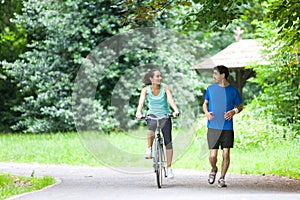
[136, 111, 142, 120]
[172, 111, 180, 118]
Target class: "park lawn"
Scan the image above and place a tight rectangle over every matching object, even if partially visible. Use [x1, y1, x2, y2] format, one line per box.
[0, 129, 299, 180]
[0, 132, 98, 166]
[0, 173, 55, 199]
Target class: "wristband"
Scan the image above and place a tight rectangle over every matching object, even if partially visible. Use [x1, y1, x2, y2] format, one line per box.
[233, 108, 239, 114]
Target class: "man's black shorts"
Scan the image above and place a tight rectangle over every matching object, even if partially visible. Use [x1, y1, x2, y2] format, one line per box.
[207, 128, 234, 149]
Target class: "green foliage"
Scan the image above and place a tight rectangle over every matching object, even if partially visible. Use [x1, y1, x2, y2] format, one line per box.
[2, 0, 126, 133]
[1, 0, 298, 134]
[184, 0, 266, 31]
[234, 101, 299, 148]
[2, 0, 205, 133]
[266, 0, 300, 46]
[121, 0, 192, 28]
[250, 21, 300, 134]
[72, 28, 205, 132]
[0, 0, 27, 132]
[123, 0, 266, 33]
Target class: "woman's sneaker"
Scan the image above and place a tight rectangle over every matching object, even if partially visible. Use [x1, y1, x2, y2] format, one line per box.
[218, 178, 227, 188]
[166, 167, 174, 179]
[144, 147, 152, 159]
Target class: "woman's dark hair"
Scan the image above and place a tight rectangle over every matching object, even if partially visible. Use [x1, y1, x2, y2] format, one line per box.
[214, 65, 229, 80]
[142, 69, 158, 85]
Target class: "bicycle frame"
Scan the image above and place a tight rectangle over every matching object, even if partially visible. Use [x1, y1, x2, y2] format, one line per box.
[141, 114, 173, 188]
[153, 118, 167, 188]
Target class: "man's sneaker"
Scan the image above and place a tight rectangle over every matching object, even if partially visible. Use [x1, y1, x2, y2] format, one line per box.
[145, 147, 152, 159]
[166, 167, 174, 179]
[218, 178, 227, 188]
[208, 168, 218, 184]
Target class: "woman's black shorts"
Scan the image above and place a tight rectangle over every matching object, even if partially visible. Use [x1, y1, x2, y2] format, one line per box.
[207, 128, 234, 149]
[146, 114, 172, 149]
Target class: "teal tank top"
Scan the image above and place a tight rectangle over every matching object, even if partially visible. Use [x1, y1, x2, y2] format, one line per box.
[146, 83, 171, 117]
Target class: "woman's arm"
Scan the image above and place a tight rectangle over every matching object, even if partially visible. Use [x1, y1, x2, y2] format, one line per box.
[136, 87, 147, 119]
[164, 84, 180, 116]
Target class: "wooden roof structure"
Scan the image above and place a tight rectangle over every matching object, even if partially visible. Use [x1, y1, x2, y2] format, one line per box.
[191, 39, 270, 70]
[192, 27, 271, 98]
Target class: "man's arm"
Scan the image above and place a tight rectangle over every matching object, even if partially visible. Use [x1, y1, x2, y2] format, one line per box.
[235, 104, 243, 113]
[224, 104, 243, 120]
[202, 100, 214, 120]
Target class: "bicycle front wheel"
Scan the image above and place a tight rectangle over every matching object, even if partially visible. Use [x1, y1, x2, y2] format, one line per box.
[156, 143, 163, 188]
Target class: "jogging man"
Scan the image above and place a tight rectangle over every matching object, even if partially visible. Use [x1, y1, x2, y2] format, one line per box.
[202, 65, 243, 187]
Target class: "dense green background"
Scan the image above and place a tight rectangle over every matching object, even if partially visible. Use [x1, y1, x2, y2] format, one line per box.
[0, 0, 299, 136]
[0, 1, 299, 198]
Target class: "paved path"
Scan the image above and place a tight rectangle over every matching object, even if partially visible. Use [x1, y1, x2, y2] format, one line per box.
[1, 162, 299, 200]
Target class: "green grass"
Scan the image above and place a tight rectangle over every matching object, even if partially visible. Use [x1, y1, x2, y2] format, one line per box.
[0, 132, 98, 166]
[0, 128, 299, 180]
[231, 140, 300, 178]
[0, 106, 299, 199]
[0, 173, 55, 199]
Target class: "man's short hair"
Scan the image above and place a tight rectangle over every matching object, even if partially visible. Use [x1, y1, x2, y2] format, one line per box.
[214, 65, 229, 80]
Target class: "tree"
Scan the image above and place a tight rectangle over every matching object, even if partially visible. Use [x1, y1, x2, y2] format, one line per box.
[0, 0, 26, 132]
[267, 0, 299, 47]
[252, 0, 299, 134]
[2, 0, 127, 133]
[2, 0, 203, 133]
[251, 21, 299, 135]
[123, 0, 300, 134]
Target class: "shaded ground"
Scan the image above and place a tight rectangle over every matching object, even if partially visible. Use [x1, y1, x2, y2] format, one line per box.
[1, 162, 299, 200]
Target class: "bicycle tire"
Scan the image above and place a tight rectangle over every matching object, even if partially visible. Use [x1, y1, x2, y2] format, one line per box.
[156, 142, 163, 188]
[161, 146, 167, 178]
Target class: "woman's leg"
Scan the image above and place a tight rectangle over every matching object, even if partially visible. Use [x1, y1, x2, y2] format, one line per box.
[147, 130, 155, 148]
[166, 149, 173, 167]
[162, 118, 172, 167]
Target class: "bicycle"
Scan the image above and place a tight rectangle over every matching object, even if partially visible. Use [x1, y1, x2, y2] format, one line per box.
[141, 114, 176, 189]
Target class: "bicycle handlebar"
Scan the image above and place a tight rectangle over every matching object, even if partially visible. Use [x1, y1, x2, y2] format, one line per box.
[140, 113, 179, 120]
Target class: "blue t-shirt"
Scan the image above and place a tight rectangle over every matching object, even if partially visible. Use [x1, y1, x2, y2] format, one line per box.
[146, 83, 171, 117]
[204, 84, 242, 130]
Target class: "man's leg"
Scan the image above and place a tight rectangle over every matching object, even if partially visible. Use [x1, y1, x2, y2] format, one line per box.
[220, 148, 230, 179]
[208, 149, 218, 184]
[209, 149, 218, 171]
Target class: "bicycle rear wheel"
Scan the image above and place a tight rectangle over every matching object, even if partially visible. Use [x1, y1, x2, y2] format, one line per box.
[156, 142, 163, 188]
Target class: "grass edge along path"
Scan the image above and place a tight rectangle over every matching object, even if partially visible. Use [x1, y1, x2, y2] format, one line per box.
[0, 173, 56, 200]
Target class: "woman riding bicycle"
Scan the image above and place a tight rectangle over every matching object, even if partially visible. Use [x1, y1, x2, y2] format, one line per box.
[136, 69, 180, 179]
